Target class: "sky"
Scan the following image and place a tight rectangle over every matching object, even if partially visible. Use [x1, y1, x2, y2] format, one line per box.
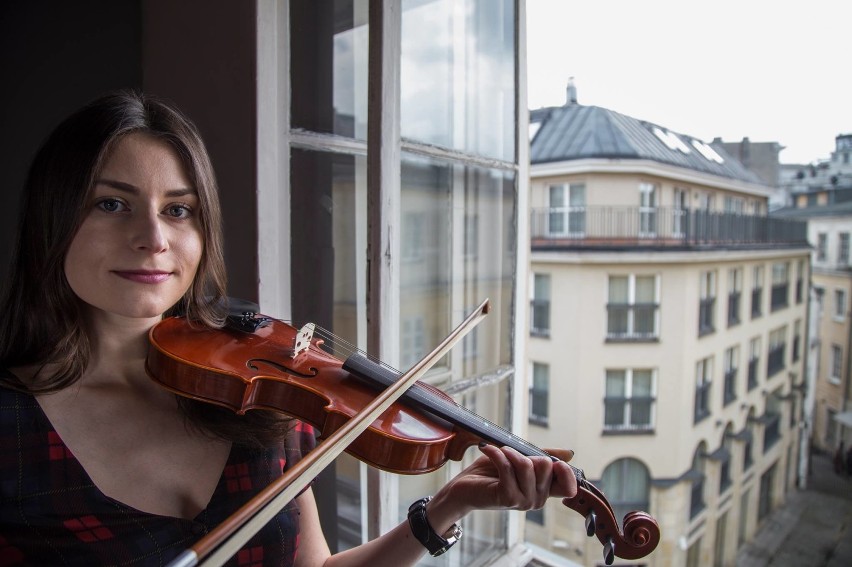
[526, 0, 852, 165]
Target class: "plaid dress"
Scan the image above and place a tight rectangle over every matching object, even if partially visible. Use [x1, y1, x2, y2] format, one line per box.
[0, 378, 317, 567]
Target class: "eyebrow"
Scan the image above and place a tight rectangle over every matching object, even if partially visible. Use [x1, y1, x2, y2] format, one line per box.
[94, 178, 198, 198]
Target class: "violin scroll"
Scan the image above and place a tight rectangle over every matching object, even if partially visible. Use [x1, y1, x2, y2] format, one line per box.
[563, 482, 660, 565]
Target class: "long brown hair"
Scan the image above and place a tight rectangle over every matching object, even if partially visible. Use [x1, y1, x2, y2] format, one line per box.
[0, 91, 289, 447]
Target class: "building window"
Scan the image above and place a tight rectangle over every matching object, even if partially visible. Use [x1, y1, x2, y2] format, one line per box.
[600, 459, 651, 526]
[695, 356, 713, 423]
[530, 274, 550, 336]
[751, 265, 764, 319]
[548, 183, 586, 236]
[401, 316, 426, 371]
[743, 416, 755, 471]
[604, 369, 655, 432]
[464, 214, 479, 260]
[525, 507, 544, 525]
[795, 259, 805, 305]
[830, 345, 842, 384]
[770, 262, 789, 311]
[816, 233, 827, 261]
[719, 427, 734, 494]
[607, 274, 659, 341]
[792, 320, 801, 363]
[690, 444, 707, 519]
[699, 271, 716, 336]
[840, 233, 850, 265]
[767, 326, 787, 378]
[638, 182, 658, 237]
[529, 362, 549, 426]
[748, 337, 760, 391]
[835, 289, 847, 321]
[758, 464, 776, 521]
[723, 346, 739, 406]
[728, 267, 742, 327]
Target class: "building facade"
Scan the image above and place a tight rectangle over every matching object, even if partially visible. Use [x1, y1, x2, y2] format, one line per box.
[775, 190, 852, 458]
[525, 100, 810, 566]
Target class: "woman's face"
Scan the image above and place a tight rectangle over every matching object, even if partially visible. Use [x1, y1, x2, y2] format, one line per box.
[64, 132, 204, 322]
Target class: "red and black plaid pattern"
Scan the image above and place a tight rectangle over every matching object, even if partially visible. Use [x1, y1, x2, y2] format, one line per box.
[0, 378, 317, 566]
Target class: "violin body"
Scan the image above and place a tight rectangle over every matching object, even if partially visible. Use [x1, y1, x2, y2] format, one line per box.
[147, 316, 479, 474]
[147, 312, 660, 564]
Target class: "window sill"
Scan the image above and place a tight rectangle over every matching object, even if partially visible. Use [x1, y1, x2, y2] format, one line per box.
[698, 327, 715, 338]
[602, 428, 655, 436]
[528, 417, 549, 428]
[605, 336, 660, 344]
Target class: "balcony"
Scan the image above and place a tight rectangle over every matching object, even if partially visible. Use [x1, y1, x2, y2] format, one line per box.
[531, 207, 808, 250]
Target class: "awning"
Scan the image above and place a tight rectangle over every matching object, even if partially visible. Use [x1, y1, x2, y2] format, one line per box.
[834, 411, 852, 428]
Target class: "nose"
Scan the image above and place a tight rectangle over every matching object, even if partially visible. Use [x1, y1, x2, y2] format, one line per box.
[131, 211, 169, 253]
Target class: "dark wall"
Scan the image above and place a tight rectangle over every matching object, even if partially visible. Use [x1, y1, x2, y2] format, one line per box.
[1, 0, 259, 301]
[0, 0, 143, 283]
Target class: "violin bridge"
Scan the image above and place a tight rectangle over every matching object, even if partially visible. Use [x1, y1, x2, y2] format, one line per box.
[292, 323, 315, 358]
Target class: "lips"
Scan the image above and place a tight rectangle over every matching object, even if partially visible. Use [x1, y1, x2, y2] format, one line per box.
[112, 270, 173, 284]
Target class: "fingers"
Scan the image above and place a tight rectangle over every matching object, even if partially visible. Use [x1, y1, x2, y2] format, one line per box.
[477, 445, 577, 510]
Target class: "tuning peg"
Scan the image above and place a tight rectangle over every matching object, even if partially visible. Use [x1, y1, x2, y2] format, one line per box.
[603, 536, 615, 565]
[585, 511, 596, 536]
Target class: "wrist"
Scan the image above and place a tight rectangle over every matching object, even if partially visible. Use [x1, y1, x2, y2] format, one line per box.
[408, 496, 463, 557]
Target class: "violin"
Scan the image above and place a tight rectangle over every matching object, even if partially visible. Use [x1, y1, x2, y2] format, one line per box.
[147, 305, 660, 565]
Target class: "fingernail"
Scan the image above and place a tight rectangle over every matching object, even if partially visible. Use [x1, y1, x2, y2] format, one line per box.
[478, 441, 487, 448]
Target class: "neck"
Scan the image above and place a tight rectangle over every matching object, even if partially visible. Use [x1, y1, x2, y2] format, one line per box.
[83, 310, 161, 387]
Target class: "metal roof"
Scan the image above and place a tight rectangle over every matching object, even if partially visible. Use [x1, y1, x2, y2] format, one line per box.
[530, 104, 765, 185]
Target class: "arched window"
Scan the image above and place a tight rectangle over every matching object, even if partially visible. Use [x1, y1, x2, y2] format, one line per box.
[600, 458, 651, 526]
[690, 442, 707, 519]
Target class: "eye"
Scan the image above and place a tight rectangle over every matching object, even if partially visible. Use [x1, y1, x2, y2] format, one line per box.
[96, 198, 128, 213]
[164, 203, 194, 219]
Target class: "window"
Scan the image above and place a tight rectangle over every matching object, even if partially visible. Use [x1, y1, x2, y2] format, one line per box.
[840, 233, 850, 265]
[758, 464, 776, 521]
[835, 289, 847, 321]
[699, 270, 717, 336]
[748, 337, 761, 391]
[600, 459, 651, 527]
[770, 262, 789, 311]
[751, 265, 764, 318]
[690, 444, 707, 519]
[695, 356, 713, 423]
[673, 188, 688, 237]
[727, 267, 742, 327]
[287, 0, 521, 558]
[816, 233, 827, 261]
[792, 320, 801, 363]
[719, 427, 734, 494]
[529, 362, 549, 426]
[638, 182, 658, 237]
[743, 415, 755, 471]
[607, 274, 659, 340]
[604, 369, 655, 432]
[548, 183, 585, 236]
[723, 346, 739, 406]
[830, 345, 842, 384]
[795, 259, 805, 304]
[767, 326, 787, 378]
[530, 274, 551, 336]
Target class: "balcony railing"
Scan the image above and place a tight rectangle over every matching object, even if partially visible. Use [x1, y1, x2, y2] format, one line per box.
[531, 207, 808, 248]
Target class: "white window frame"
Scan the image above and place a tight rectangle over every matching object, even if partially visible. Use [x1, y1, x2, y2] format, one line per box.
[835, 289, 847, 321]
[606, 274, 661, 340]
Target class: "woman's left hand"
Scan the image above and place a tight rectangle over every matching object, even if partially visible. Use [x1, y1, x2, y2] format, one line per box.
[426, 444, 578, 530]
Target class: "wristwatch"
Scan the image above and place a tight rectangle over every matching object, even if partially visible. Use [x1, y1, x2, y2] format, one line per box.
[407, 496, 463, 557]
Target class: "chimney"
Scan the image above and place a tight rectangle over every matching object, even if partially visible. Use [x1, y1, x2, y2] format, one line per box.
[566, 77, 578, 105]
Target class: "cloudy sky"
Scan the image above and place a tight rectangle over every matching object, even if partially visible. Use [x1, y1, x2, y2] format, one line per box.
[526, 0, 851, 164]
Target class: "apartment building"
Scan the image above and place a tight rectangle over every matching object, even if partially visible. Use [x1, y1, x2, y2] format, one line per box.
[774, 187, 852, 457]
[524, 98, 810, 566]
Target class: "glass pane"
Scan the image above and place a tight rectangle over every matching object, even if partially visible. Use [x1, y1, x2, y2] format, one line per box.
[291, 0, 369, 139]
[400, 153, 516, 378]
[606, 370, 626, 395]
[632, 370, 653, 396]
[401, 0, 515, 161]
[605, 400, 626, 426]
[631, 400, 652, 426]
[609, 276, 629, 302]
[607, 306, 628, 334]
[635, 276, 655, 302]
[534, 274, 550, 299]
[634, 305, 655, 334]
[290, 148, 367, 552]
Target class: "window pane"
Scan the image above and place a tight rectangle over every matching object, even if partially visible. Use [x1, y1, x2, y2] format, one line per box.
[606, 370, 626, 395]
[400, 154, 516, 376]
[635, 276, 655, 302]
[401, 0, 515, 161]
[609, 276, 629, 302]
[632, 370, 653, 396]
[291, 0, 368, 139]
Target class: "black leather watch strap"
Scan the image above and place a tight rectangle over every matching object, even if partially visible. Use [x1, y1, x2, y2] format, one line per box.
[407, 496, 462, 557]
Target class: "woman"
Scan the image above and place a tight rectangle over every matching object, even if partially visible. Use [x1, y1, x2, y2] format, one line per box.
[0, 91, 576, 566]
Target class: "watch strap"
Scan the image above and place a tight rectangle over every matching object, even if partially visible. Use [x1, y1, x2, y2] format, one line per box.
[407, 496, 462, 557]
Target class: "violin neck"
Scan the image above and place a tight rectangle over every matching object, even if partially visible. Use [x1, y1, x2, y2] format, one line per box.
[343, 354, 582, 477]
